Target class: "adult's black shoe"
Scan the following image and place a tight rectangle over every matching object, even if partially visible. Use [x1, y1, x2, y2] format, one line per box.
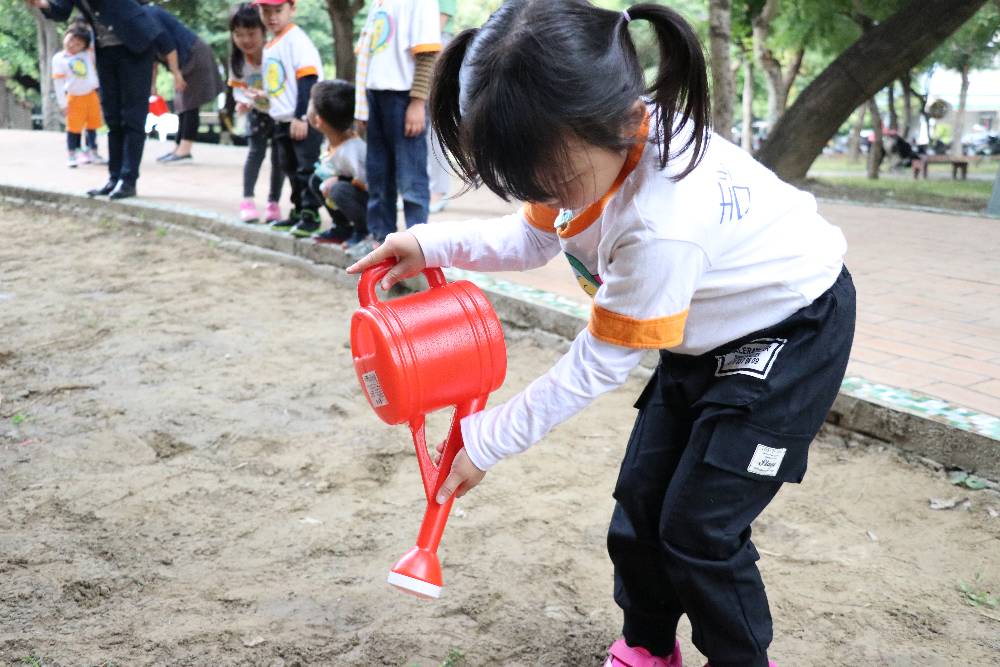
[87, 179, 118, 197]
[108, 181, 137, 200]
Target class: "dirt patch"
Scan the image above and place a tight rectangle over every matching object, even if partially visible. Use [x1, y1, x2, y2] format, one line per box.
[1, 202, 998, 666]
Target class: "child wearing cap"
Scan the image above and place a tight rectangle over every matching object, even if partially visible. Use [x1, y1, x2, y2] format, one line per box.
[256, 0, 324, 238]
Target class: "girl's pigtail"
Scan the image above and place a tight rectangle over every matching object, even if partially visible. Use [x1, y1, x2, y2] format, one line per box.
[623, 3, 710, 180]
[429, 28, 480, 187]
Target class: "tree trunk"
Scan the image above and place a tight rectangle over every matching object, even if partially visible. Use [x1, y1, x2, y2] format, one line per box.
[751, 0, 803, 126]
[33, 10, 60, 131]
[887, 81, 898, 131]
[741, 56, 754, 152]
[709, 0, 735, 142]
[951, 62, 971, 157]
[848, 104, 866, 162]
[755, 0, 988, 181]
[900, 72, 913, 140]
[326, 0, 365, 81]
[867, 97, 884, 179]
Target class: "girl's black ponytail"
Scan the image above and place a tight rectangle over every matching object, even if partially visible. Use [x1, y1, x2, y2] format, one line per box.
[430, 28, 480, 187]
[622, 3, 711, 180]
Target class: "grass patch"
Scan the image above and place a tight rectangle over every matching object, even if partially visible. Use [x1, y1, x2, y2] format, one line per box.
[959, 577, 998, 609]
[802, 175, 994, 213]
[812, 154, 1000, 176]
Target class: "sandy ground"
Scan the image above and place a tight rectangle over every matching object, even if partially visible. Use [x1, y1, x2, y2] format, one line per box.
[1, 202, 999, 667]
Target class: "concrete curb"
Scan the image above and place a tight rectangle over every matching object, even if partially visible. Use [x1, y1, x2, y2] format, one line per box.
[4, 183, 998, 480]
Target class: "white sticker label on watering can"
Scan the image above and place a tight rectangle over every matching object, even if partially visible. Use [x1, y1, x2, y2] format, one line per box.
[362, 371, 389, 408]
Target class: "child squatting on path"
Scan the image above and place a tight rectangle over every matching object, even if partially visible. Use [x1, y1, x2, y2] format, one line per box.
[349, 2, 855, 666]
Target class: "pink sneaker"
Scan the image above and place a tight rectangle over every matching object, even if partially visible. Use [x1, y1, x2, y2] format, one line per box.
[239, 199, 260, 223]
[264, 201, 281, 223]
[605, 639, 682, 667]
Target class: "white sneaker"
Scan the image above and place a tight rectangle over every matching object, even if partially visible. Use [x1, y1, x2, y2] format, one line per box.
[67, 153, 78, 168]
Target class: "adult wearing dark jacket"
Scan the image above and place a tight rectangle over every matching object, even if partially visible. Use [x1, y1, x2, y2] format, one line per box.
[26, 0, 183, 199]
[145, 5, 224, 163]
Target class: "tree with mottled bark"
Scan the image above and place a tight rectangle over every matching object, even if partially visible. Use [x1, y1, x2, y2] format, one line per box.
[325, 0, 366, 82]
[751, 0, 805, 125]
[756, 0, 990, 182]
[709, 0, 735, 142]
[30, 7, 59, 131]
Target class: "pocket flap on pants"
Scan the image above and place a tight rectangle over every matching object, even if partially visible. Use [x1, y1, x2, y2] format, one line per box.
[704, 419, 814, 483]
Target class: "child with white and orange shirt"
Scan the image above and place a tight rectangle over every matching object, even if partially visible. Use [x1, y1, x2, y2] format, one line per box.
[51, 26, 104, 168]
[255, 0, 324, 237]
[349, 3, 856, 666]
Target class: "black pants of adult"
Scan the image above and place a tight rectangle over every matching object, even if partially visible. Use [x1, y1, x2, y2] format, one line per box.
[95, 45, 153, 187]
[310, 174, 368, 242]
[244, 112, 283, 202]
[608, 267, 856, 667]
[273, 121, 322, 214]
[176, 109, 199, 143]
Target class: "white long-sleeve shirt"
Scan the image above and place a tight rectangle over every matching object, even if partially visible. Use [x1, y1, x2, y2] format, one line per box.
[409, 120, 846, 471]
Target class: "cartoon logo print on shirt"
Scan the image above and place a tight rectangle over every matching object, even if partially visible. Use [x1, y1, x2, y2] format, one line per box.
[264, 58, 287, 98]
[245, 72, 271, 111]
[564, 252, 602, 297]
[717, 169, 751, 224]
[69, 56, 88, 78]
[369, 10, 395, 55]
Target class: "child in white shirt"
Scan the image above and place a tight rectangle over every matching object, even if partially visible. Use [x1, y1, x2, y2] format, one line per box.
[349, 3, 855, 666]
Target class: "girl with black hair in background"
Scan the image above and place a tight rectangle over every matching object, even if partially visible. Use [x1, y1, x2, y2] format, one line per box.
[228, 3, 284, 223]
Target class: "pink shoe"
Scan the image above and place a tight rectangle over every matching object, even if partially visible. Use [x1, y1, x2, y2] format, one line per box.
[239, 199, 260, 223]
[605, 639, 682, 667]
[264, 201, 281, 223]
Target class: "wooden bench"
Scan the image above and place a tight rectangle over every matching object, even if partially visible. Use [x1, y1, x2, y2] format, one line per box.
[912, 154, 971, 180]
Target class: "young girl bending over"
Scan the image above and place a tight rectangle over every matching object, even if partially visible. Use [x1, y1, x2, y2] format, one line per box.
[228, 3, 284, 223]
[349, 2, 854, 666]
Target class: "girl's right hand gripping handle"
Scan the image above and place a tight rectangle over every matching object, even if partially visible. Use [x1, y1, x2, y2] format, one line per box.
[357, 260, 448, 308]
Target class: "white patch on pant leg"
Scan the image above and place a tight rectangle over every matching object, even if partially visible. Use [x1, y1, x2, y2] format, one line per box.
[714, 337, 787, 379]
[747, 444, 786, 477]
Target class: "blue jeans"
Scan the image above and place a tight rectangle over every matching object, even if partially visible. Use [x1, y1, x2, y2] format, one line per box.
[366, 89, 429, 241]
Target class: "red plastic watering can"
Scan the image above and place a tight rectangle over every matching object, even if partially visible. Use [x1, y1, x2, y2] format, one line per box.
[351, 260, 507, 598]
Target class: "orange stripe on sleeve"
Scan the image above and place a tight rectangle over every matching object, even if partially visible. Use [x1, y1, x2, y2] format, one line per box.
[229, 80, 246, 88]
[521, 203, 559, 233]
[589, 305, 688, 349]
[411, 43, 442, 54]
[295, 66, 318, 78]
[52, 74, 67, 79]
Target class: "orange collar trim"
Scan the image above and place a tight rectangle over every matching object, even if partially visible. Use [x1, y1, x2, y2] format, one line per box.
[557, 113, 650, 239]
[266, 23, 296, 49]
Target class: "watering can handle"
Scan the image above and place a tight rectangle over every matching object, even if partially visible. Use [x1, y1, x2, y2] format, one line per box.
[358, 259, 447, 307]
[408, 395, 488, 503]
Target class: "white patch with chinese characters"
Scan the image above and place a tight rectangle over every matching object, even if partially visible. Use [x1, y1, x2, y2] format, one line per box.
[714, 337, 787, 379]
[362, 371, 388, 408]
[747, 444, 786, 477]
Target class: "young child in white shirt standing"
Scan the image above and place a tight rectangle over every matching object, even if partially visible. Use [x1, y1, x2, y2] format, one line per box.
[52, 26, 105, 168]
[255, 0, 324, 237]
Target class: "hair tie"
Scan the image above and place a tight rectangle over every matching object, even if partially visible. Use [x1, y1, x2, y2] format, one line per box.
[622, 9, 632, 23]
